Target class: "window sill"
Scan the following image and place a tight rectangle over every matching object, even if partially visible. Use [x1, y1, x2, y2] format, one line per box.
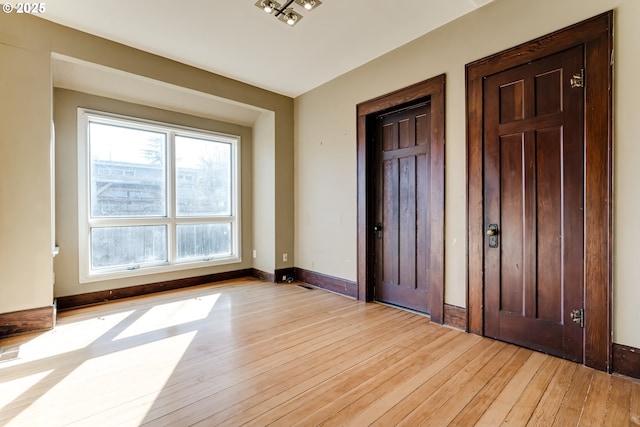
[79, 255, 242, 284]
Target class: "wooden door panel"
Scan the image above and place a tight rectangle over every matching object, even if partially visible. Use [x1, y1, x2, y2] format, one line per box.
[499, 80, 525, 123]
[484, 46, 585, 361]
[375, 102, 430, 313]
[535, 127, 563, 323]
[535, 70, 562, 115]
[416, 152, 428, 294]
[499, 133, 525, 315]
[398, 156, 417, 288]
[382, 158, 399, 287]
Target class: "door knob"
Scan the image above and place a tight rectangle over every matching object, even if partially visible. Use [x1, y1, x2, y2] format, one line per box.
[486, 229, 497, 236]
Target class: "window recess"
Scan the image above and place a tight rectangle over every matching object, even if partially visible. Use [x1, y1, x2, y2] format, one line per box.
[77, 109, 241, 282]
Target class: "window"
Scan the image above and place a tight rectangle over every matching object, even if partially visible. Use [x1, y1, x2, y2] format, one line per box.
[78, 109, 240, 282]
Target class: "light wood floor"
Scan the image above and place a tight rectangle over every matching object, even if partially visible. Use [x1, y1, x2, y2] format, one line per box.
[1, 278, 639, 426]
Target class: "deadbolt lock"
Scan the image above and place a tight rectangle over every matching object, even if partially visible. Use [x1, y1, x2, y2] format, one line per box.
[487, 224, 499, 248]
[373, 223, 383, 239]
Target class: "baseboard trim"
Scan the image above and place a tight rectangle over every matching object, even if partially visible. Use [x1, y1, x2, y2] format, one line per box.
[444, 304, 467, 331]
[0, 305, 55, 338]
[613, 343, 640, 380]
[252, 268, 275, 283]
[56, 268, 254, 310]
[294, 267, 357, 298]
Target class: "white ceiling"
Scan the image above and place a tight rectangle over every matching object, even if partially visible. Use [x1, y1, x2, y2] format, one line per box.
[40, 0, 493, 98]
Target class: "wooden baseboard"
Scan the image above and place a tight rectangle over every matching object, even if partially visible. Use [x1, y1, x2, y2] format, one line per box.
[294, 267, 357, 298]
[613, 343, 640, 380]
[252, 268, 275, 283]
[56, 269, 254, 310]
[0, 305, 55, 338]
[444, 304, 467, 331]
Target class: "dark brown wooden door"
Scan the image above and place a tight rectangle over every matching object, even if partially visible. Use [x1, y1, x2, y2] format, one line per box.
[483, 46, 585, 362]
[374, 101, 431, 313]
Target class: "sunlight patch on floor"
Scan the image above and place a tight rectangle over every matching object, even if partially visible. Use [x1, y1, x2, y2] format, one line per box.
[5, 310, 137, 362]
[7, 331, 198, 426]
[0, 370, 54, 408]
[114, 293, 220, 340]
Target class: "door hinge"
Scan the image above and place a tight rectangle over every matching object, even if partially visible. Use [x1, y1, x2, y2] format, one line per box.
[570, 69, 585, 89]
[570, 308, 584, 328]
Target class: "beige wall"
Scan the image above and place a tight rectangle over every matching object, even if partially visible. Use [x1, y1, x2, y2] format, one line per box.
[53, 89, 254, 297]
[0, 13, 293, 313]
[0, 43, 53, 313]
[294, 0, 640, 348]
[252, 112, 276, 274]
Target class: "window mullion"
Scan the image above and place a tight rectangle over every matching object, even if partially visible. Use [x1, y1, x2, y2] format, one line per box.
[168, 130, 177, 264]
[175, 216, 235, 225]
[88, 217, 170, 227]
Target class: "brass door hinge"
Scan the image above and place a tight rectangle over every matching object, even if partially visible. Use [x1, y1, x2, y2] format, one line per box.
[570, 69, 585, 89]
[570, 308, 584, 328]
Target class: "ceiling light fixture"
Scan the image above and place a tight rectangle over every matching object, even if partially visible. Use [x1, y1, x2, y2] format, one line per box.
[254, 0, 322, 27]
[300, 0, 316, 10]
[279, 9, 300, 26]
[261, 1, 276, 13]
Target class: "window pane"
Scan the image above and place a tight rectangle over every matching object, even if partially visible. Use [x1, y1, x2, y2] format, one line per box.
[90, 122, 167, 217]
[175, 135, 231, 216]
[91, 226, 167, 269]
[176, 223, 231, 261]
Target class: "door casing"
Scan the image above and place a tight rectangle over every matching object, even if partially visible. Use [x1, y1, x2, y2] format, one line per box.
[357, 74, 445, 323]
[466, 12, 613, 371]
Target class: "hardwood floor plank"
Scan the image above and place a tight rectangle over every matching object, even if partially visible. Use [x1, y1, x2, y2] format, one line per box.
[551, 364, 595, 427]
[258, 330, 473, 427]
[448, 347, 532, 426]
[299, 332, 483, 427]
[525, 359, 577, 427]
[146, 311, 433, 426]
[0, 278, 637, 427]
[500, 356, 562, 425]
[631, 379, 640, 426]
[204, 323, 450, 427]
[393, 339, 505, 426]
[474, 351, 547, 426]
[579, 370, 612, 426]
[0, 282, 360, 420]
[76, 297, 414, 426]
[322, 335, 491, 427]
[229, 325, 442, 426]
[370, 338, 500, 426]
[604, 375, 632, 426]
[420, 343, 519, 427]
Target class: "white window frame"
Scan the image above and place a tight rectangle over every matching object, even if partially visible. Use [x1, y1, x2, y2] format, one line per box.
[78, 108, 241, 283]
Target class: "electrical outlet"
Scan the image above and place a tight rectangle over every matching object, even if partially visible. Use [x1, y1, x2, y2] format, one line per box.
[252, 249, 256, 258]
[282, 275, 287, 281]
[283, 253, 288, 262]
